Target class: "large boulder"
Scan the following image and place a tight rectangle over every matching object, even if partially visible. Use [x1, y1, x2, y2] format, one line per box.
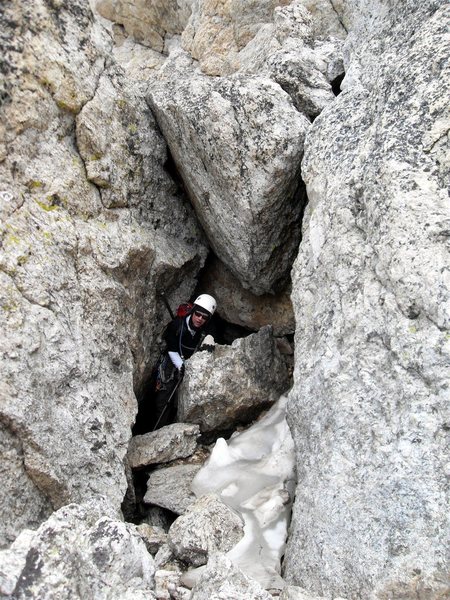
[0, 498, 155, 600]
[177, 326, 290, 432]
[148, 50, 309, 294]
[0, 0, 206, 547]
[284, 1, 450, 598]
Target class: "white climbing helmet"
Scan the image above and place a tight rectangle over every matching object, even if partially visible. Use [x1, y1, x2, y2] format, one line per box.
[193, 294, 217, 316]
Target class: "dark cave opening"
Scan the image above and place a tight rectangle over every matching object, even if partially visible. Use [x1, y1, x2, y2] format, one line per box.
[331, 72, 345, 96]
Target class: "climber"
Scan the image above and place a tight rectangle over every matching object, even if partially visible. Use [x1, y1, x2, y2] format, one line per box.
[146, 294, 217, 432]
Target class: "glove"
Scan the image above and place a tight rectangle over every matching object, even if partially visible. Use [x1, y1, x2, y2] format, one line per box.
[200, 334, 215, 352]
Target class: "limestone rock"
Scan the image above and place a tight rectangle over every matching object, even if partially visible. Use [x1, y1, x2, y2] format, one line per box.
[148, 51, 309, 294]
[0, 0, 207, 547]
[181, 0, 291, 76]
[144, 464, 201, 514]
[234, 2, 344, 118]
[280, 585, 348, 600]
[295, 0, 348, 39]
[136, 523, 168, 555]
[168, 494, 244, 567]
[177, 326, 290, 432]
[1, 498, 155, 600]
[285, 1, 450, 598]
[96, 0, 192, 51]
[189, 553, 273, 599]
[0, 529, 35, 598]
[128, 423, 200, 469]
[198, 256, 295, 336]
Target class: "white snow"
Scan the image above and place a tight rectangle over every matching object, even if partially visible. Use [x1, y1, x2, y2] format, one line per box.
[189, 395, 296, 589]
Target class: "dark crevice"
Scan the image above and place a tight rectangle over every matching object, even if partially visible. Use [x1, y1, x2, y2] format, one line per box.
[163, 147, 185, 193]
[331, 72, 345, 96]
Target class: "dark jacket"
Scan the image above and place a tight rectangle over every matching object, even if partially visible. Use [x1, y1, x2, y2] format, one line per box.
[163, 315, 210, 360]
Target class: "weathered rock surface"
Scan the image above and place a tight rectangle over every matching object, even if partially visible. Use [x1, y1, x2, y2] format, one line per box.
[168, 494, 245, 567]
[198, 256, 295, 336]
[0, 0, 207, 546]
[280, 585, 348, 600]
[148, 50, 309, 294]
[285, 1, 450, 598]
[0, 498, 155, 599]
[136, 523, 168, 555]
[96, 0, 192, 51]
[178, 326, 290, 432]
[189, 553, 273, 599]
[234, 2, 344, 118]
[128, 423, 200, 469]
[144, 464, 201, 514]
[181, 0, 290, 76]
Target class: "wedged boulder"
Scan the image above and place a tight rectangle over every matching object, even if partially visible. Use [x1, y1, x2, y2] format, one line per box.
[177, 326, 290, 432]
[0, 498, 155, 600]
[168, 494, 245, 567]
[189, 553, 273, 600]
[198, 255, 295, 336]
[285, 1, 450, 598]
[128, 423, 200, 469]
[144, 464, 201, 515]
[148, 50, 309, 294]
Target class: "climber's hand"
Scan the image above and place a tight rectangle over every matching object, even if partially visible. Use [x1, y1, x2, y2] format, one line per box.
[200, 334, 215, 352]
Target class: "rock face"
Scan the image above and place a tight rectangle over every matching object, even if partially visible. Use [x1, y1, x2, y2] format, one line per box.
[285, 1, 450, 598]
[177, 326, 291, 432]
[0, 0, 206, 547]
[148, 50, 310, 294]
[198, 255, 295, 336]
[0, 498, 155, 600]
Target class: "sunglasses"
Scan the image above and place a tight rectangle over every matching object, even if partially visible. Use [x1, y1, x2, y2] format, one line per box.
[193, 311, 209, 320]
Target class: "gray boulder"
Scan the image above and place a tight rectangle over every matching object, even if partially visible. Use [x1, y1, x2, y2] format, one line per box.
[284, 1, 450, 598]
[148, 50, 310, 294]
[178, 326, 290, 432]
[0, 498, 155, 600]
[168, 494, 245, 567]
[144, 464, 201, 515]
[128, 423, 200, 469]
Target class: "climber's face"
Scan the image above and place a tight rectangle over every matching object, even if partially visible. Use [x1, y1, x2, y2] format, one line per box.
[191, 310, 209, 329]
